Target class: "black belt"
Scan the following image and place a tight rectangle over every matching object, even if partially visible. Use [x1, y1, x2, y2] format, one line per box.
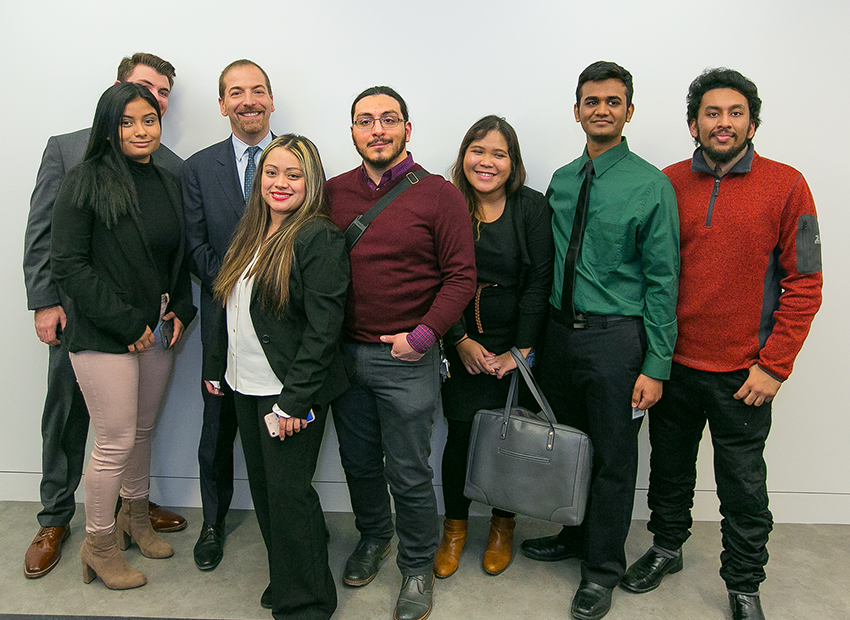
[550, 306, 640, 330]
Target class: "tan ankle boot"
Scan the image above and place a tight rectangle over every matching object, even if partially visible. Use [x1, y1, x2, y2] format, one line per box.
[117, 497, 173, 559]
[482, 515, 515, 575]
[433, 518, 467, 578]
[80, 532, 146, 589]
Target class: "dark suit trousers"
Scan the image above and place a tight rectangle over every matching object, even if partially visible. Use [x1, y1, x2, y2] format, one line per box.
[647, 363, 773, 592]
[198, 384, 238, 526]
[38, 339, 89, 527]
[233, 392, 337, 620]
[537, 314, 646, 588]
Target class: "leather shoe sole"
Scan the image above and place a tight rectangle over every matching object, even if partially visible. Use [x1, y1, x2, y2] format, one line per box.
[571, 580, 613, 620]
[619, 548, 683, 593]
[343, 540, 391, 587]
[519, 534, 581, 562]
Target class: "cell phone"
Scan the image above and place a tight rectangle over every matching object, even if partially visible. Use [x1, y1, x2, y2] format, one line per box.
[263, 410, 316, 438]
[159, 318, 174, 349]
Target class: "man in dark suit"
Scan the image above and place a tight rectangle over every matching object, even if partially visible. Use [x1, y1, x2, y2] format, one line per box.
[183, 59, 275, 573]
[22, 52, 186, 580]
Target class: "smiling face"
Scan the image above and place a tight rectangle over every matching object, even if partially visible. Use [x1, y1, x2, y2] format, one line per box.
[219, 64, 274, 145]
[119, 97, 161, 163]
[690, 87, 755, 167]
[574, 78, 634, 153]
[351, 94, 411, 173]
[261, 146, 306, 227]
[124, 64, 172, 116]
[462, 130, 511, 200]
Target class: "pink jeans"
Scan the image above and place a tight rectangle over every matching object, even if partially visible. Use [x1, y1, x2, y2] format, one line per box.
[70, 337, 174, 536]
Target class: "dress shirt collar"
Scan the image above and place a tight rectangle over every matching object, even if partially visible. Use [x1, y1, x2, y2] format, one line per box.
[232, 131, 273, 162]
[577, 137, 630, 178]
[360, 152, 415, 190]
[691, 143, 754, 178]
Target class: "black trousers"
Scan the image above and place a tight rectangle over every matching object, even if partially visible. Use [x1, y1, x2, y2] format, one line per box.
[233, 392, 336, 620]
[647, 363, 773, 592]
[38, 339, 89, 527]
[537, 314, 646, 588]
[198, 383, 238, 526]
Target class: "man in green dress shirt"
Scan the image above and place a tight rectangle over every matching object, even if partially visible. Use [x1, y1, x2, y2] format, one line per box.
[520, 61, 680, 620]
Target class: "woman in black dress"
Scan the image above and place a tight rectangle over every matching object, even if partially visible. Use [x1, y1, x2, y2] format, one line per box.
[435, 115, 554, 578]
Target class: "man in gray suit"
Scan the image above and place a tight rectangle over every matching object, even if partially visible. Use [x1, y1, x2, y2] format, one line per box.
[182, 59, 275, 576]
[22, 52, 186, 579]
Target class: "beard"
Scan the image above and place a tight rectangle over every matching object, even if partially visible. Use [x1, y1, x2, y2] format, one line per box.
[698, 128, 749, 164]
[354, 136, 406, 170]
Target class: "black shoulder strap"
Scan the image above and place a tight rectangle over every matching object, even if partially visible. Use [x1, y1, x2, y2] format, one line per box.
[344, 170, 430, 251]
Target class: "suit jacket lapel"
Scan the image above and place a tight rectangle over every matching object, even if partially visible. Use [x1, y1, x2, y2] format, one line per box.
[215, 138, 247, 220]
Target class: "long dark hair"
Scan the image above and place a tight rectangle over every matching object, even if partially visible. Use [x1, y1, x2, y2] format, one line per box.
[214, 134, 329, 316]
[450, 115, 527, 227]
[65, 82, 161, 228]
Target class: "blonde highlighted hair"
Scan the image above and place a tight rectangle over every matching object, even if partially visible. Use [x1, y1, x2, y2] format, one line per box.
[213, 134, 328, 315]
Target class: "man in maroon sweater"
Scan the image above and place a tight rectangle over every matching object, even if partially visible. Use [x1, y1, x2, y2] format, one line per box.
[620, 69, 823, 620]
[327, 86, 475, 620]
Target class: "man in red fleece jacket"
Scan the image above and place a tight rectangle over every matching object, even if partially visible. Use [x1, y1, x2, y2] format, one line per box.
[327, 86, 475, 620]
[620, 68, 823, 620]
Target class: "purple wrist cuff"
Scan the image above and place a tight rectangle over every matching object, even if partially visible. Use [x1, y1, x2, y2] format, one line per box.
[406, 325, 436, 354]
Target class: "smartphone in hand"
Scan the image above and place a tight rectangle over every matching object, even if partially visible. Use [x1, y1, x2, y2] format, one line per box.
[159, 318, 174, 349]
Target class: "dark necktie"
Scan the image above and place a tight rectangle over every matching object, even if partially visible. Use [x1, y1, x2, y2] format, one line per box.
[561, 160, 594, 323]
[244, 145, 261, 199]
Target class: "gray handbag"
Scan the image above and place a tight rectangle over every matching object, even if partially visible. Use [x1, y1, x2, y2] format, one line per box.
[464, 348, 592, 525]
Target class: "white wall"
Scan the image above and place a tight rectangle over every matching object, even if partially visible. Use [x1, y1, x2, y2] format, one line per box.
[2, 0, 847, 524]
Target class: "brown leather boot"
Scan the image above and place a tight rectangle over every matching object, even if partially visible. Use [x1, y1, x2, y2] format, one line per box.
[117, 498, 173, 559]
[80, 532, 146, 589]
[482, 515, 515, 575]
[433, 518, 467, 578]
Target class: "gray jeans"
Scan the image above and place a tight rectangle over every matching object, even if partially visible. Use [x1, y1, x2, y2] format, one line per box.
[332, 342, 441, 576]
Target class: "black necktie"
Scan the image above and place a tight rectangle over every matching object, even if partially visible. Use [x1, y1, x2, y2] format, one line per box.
[561, 160, 594, 323]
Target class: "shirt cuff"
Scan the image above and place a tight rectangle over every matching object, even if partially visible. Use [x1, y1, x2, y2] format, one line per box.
[210, 381, 221, 390]
[406, 324, 436, 354]
[272, 404, 291, 418]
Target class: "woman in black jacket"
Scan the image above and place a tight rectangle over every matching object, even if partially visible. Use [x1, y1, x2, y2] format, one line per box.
[435, 115, 554, 578]
[51, 82, 196, 589]
[204, 135, 350, 620]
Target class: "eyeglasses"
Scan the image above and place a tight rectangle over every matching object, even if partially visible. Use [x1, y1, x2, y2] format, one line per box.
[353, 116, 405, 130]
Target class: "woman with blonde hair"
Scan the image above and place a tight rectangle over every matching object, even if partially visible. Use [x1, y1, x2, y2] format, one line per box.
[204, 134, 350, 619]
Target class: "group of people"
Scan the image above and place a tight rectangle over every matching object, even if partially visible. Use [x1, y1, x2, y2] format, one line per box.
[22, 52, 822, 620]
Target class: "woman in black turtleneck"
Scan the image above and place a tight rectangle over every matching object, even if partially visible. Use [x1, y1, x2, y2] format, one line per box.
[51, 83, 196, 590]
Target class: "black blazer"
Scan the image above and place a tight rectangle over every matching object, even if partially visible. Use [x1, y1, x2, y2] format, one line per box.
[204, 219, 353, 419]
[51, 163, 197, 354]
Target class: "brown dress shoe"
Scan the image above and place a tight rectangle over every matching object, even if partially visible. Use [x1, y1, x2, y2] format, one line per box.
[148, 502, 187, 533]
[25, 526, 70, 578]
[482, 515, 515, 575]
[433, 518, 467, 578]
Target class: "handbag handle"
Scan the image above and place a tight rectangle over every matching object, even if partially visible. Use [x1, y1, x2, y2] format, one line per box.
[500, 347, 559, 450]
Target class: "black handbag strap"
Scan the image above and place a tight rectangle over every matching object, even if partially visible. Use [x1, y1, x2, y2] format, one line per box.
[344, 170, 430, 251]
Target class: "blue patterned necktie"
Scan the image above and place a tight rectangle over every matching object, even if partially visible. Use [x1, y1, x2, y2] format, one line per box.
[244, 145, 261, 199]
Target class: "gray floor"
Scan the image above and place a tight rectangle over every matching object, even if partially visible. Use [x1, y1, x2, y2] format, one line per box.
[1, 501, 847, 620]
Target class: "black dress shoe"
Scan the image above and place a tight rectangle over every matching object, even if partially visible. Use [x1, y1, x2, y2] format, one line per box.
[394, 572, 435, 620]
[343, 539, 391, 586]
[260, 584, 272, 609]
[571, 580, 613, 620]
[193, 522, 224, 571]
[519, 534, 581, 562]
[729, 593, 766, 620]
[619, 547, 683, 593]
